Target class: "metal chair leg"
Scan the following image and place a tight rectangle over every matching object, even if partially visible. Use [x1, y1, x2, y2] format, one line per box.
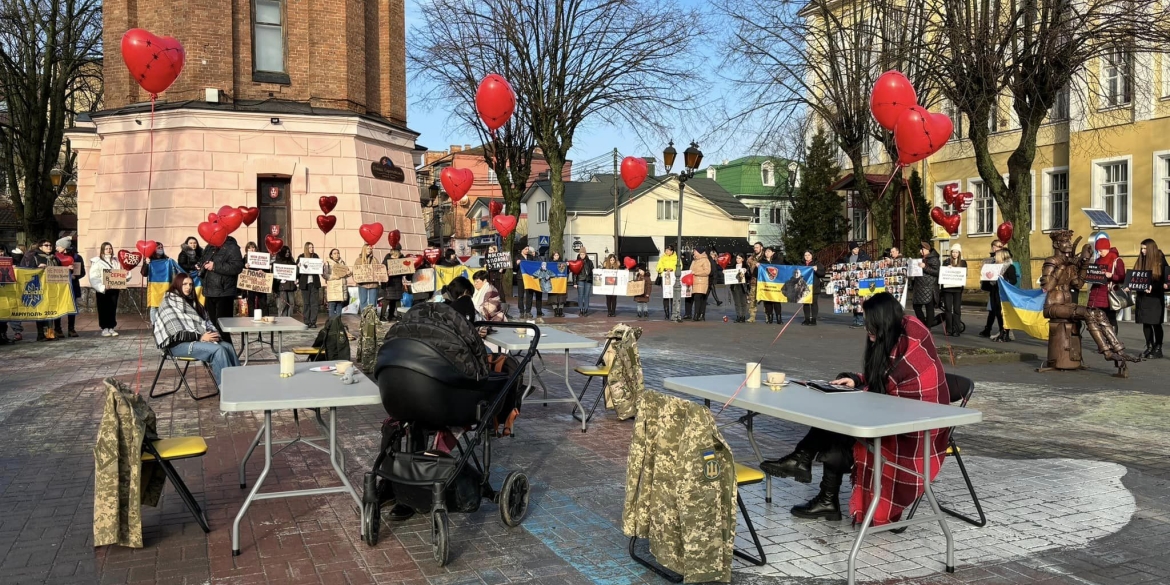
[148, 355, 178, 398]
[894, 438, 986, 532]
[144, 443, 210, 533]
[628, 536, 682, 582]
[734, 490, 767, 566]
[188, 362, 221, 401]
[571, 377, 595, 422]
[584, 377, 607, 423]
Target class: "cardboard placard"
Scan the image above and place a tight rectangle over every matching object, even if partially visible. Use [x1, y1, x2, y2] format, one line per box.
[237, 269, 273, 293]
[45, 266, 72, 284]
[980, 263, 1005, 281]
[353, 263, 388, 284]
[723, 268, 745, 286]
[1126, 270, 1153, 293]
[298, 258, 323, 275]
[385, 257, 416, 277]
[1083, 264, 1108, 285]
[937, 266, 967, 288]
[626, 279, 645, 297]
[410, 268, 436, 293]
[247, 252, 271, 269]
[273, 263, 298, 282]
[104, 269, 128, 290]
[329, 264, 351, 280]
[486, 252, 511, 270]
[0, 257, 14, 285]
[327, 279, 348, 302]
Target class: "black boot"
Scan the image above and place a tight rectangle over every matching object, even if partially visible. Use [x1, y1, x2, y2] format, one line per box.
[1141, 344, 1153, 358]
[1154, 344, 1164, 359]
[760, 449, 813, 483]
[790, 467, 844, 521]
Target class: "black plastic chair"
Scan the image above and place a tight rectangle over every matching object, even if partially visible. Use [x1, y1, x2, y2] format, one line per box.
[147, 348, 221, 401]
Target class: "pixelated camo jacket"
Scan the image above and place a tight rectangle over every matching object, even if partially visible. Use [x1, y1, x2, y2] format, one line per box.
[623, 391, 736, 583]
[93, 379, 166, 548]
[602, 324, 642, 420]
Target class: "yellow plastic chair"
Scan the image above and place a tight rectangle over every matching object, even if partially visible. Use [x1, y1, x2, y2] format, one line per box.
[141, 436, 210, 533]
[292, 347, 325, 361]
[571, 338, 613, 425]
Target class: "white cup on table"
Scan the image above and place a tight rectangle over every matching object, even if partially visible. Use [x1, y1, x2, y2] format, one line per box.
[746, 362, 762, 388]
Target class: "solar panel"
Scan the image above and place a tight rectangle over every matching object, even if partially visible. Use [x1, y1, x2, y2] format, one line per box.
[1081, 208, 1120, 229]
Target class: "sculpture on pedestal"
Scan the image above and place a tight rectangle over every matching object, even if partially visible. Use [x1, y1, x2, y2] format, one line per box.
[1038, 230, 1140, 377]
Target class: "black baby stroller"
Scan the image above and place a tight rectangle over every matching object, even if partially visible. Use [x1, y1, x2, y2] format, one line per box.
[364, 303, 538, 565]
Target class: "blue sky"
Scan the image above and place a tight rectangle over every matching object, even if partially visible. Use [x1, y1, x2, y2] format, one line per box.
[403, 0, 764, 174]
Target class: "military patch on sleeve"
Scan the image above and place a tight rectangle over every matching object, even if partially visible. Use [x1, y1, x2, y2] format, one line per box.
[702, 450, 720, 480]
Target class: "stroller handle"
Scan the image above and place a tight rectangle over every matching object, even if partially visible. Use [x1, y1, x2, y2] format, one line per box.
[474, 321, 540, 356]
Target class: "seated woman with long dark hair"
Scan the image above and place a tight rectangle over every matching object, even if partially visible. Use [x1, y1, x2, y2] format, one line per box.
[152, 273, 240, 383]
[760, 292, 950, 525]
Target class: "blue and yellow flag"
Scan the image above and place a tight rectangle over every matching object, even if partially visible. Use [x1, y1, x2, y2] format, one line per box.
[434, 265, 472, 291]
[1000, 278, 1049, 340]
[755, 264, 815, 303]
[857, 278, 886, 298]
[0, 268, 77, 321]
[144, 258, 189, 308]
[520, 260, 568, 294]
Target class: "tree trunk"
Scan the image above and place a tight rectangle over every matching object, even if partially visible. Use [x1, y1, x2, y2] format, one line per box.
[1002, 115, 1044, 288]
[545, 154, 568, 256]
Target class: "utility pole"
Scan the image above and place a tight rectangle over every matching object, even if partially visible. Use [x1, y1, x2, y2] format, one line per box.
[613, 148, 620, 256]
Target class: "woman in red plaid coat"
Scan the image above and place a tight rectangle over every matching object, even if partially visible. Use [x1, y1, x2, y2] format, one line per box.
[761, 292, 949, 524]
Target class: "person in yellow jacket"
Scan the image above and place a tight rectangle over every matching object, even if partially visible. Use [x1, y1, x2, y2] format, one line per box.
[656, 245, 678, 319]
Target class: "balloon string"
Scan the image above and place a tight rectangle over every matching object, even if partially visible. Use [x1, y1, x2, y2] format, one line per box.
[717, 310, 801, 415]
[872, 163, 904, 207]
[134, 94, 157, 394]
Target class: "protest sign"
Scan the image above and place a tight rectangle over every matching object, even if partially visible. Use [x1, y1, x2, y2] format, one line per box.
[0, 268, 77, 321]
[980, 263, 1005, 281]
[486, 252, 511, 270]
[45, 266, 71, 284]
[938, 266, 967, 288]
[237, 269, 273, 293]
[723, 268, 745, 287]
[353, 264, 388, 284]
[385, 257, 416, 277]
[410, 268, 436, 293]
[326, 279, 348, 302]
[1126, 270, 1153, 293]
[626, 279, 645, 297]
[755, 264, 815, 304]
[247, 252, 271, 269]
[661, 271, 675, 299]
[593, 269, 630, 295]
[273, 263, 298, 282]
[908, 262, 923, 277]
[298, 258, 323, 275]
[0, 257, 14, 285]
[105, 269, 128, 290]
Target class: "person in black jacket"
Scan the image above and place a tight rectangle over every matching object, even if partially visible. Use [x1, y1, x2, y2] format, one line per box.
[911, 241, 941, 328]
[273, 246, 297, 317]
[979, 245, 1018, 342]
[297, 242, 322, 328]
[575, 246, 595, 316]
[178, 236, 204, 274]
[937, 244, 967, 336]
[198, 235, 244, 344]
[380, 246, 406, 322]
[800, 250, 825, 325]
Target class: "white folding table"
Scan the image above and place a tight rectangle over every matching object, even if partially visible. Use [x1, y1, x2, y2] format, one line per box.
[221, 361, 380, 555]
[663, 374, 982, 585]
[485, 326, 599, 432]
[218, 316, 307, 365]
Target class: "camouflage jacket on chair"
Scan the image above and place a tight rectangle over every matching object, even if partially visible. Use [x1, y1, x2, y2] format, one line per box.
[357, 306, 381, 372]
[93, 378, 166, 548]
[622, 391, 736, 583]
[602, 323, 643, 420]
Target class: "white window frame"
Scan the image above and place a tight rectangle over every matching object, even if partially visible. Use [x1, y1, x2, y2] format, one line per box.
[657, 200, 678, 221]
[1101, 52, 1133, 108]
[487, 170, 498, 185]
[1041, 166, 1070, 232]
[933, 181, 960, 215]
[1048, 85, 1070, 122]
[966, 178, 996, 237]
[536, 200, 548, 224]
[1163, 53, 1170, 98]
[749, 206, 761, 224]
[848, 192, 868, 242]
[253, 0, 286, 74]
[1153, 150, 1170, 225]
[760, 161, 776, 187]
[1092, 155, 1133, 227]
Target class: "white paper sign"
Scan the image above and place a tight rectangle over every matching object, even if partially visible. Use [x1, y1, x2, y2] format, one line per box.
[681, 270, 693, 298]
[908, 262, 924, 277]
[723, 268, 745, 286]
[298, 258, 323, 275]
[938, 266, 967, 288]
[273, 263, 298, 282]
[247, 252, 271, 269]
[980, 263, 1005, 282]
[662, 271, 675, 299]
[593, 269, 630, 295]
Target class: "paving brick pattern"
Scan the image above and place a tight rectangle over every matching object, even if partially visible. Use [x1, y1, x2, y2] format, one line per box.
[0, 303, 1168, 585]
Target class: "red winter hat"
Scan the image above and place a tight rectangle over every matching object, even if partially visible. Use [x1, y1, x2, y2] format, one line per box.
[1095, 236, 1112, 252]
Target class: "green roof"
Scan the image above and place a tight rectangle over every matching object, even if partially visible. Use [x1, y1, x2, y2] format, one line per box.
[706, 155, 796, 199]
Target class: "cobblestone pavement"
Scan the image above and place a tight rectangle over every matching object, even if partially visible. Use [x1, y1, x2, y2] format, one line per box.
[1, 296, 1169, 585]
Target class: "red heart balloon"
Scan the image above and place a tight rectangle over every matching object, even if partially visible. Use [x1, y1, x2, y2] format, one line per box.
[136, 240, 157, 259]
[488, 200, 504, 218]
[894, 106, 953, 165]
[930, 206, 948, 227]
[567, 259, 584, 275]
[207, 212, 219, 223]
[681, 273, 694, 286]
[623, 256, 636, 270]
[117, 250, 143, 271]
[121, 29, 185, 95]
[941, 214, 961, 235]
[476, 73, 517, 131]
[942, 183, 959, 202]
[319, 196, 338, 214]
[197, 222, 229, 247]
[387, 229, 402, 249]
[424, 248, 442, 265]
[238, 206, 259, 226]
[440, 167, 474, 203]
[359, 223, 384, 246]
[716, 253, 731, 269]
[997, 222, 1013, 244]
[410, 255, 425, 269]
[870, 70, 919, 131]
[493, 215, 517, 238]
[957, 192, 974, 212]
[265, 234, 284, 255]
[216, 205, 243, 233]
[316, 215, 336, 234]
[620, 156, 649, 190]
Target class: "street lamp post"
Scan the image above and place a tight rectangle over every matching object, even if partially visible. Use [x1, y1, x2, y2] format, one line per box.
[663, 141, 703, 323]
[427, 181, 446, 246]
[782, 160, 799, 252]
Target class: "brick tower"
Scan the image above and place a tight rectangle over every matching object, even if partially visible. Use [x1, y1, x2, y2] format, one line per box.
[69, 0, 425, 267]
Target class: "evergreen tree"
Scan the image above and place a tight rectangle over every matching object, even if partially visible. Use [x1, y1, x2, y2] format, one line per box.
[903, 169, 932, 249]
[783, 129, 848, 262]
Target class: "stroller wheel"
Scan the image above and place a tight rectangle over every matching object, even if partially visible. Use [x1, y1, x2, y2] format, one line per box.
[499, 471, 530, 527]
[362, 501, 380, 546]
[432, 509, 450, 566]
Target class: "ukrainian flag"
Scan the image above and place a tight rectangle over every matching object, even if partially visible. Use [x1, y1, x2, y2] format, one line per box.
[857, 278, 886, 298]
[434, 265, 472, 291]
[519, 260, 567, 294]
[999, 278, 1049, 340]
[144, 258, 186, 308]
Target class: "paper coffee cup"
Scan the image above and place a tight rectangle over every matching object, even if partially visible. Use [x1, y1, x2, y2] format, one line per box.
[746, 362, 762, 388]
[254, 309, 262, 320]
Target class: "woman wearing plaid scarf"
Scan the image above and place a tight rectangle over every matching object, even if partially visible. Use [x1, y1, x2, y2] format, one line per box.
[152, 273, 240, 383]
[760, 292, 950, 525]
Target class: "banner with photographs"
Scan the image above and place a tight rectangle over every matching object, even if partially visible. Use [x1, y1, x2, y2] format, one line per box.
[827, 258, 909, 313]
[755, 264, 815, 304]
[594, 268, 631, 295]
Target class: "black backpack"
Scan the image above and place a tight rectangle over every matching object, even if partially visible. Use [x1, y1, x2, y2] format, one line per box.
[312, 316, 351, 361]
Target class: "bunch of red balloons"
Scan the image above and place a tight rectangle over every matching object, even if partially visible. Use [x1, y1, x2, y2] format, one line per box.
[870, 71, 954, 166]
